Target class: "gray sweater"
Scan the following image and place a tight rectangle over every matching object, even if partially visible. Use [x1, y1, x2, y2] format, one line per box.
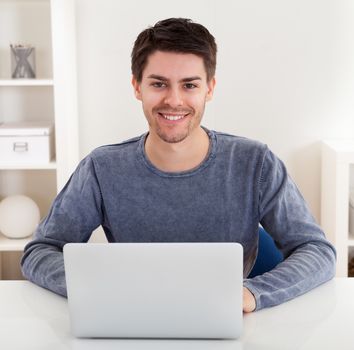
[21, 129, 336, 310]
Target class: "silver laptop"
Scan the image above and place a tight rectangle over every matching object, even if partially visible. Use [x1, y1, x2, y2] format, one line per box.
[63, 242, 243, 339]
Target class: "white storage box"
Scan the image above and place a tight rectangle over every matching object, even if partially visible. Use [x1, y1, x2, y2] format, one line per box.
[0, 122, 55, 164]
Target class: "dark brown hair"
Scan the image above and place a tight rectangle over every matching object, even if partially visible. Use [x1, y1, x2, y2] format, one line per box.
[131, 18, 217, 82]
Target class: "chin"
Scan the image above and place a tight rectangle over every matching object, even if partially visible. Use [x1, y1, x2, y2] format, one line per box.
[160, 135, 188, 144]
[157, 131, 189, 144]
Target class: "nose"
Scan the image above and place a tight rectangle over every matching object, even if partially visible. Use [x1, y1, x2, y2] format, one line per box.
[164, 87, 183, 108]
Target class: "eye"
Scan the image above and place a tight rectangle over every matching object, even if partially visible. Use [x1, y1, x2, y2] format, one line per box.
[151, 82, 166, 88]
[184, 83, 197, 89]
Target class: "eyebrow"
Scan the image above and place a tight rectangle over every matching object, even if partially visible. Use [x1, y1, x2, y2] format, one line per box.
[147, 74, 202, 82]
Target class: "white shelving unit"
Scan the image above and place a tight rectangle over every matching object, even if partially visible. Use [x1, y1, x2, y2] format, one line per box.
[0, 79, 54, 86]
[321, 139, 354, 277]
[0, 235, 32, 252]
[0, 161, 57, 170]
[0, 0, 79, 279]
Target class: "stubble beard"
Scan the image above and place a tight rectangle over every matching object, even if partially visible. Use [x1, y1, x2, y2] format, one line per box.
[155, 123, 191, 144]
[148, 105, 205, 144]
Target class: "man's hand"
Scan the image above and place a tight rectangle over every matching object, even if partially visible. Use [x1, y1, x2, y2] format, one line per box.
[243, 287, 256, 313]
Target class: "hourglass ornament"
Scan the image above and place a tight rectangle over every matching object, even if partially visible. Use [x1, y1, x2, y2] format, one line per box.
[10, 44, 36, 79]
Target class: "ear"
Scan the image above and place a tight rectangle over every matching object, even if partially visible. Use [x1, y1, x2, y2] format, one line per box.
[206, 77, 216, 102]
[131, 76, 142, 100]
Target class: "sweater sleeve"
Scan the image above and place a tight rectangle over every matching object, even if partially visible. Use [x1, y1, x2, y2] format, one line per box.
[21, 155, 103, 297]
[243, 147, 336, 310]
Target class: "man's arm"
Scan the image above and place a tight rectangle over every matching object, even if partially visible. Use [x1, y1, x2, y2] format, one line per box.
[21, 155, 103, 296]
[243, 148, 336, 311]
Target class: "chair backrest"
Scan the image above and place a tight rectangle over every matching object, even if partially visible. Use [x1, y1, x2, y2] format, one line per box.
[248, 227, 283, 278]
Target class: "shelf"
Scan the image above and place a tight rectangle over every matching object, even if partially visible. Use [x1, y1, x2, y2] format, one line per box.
[0, 161, 57, 170]
[322, 139, 354, 277]
[322, 139, 354, 163]
[349, 233, 354, 247]
[0, 0, 79, 280]
[323, 139, 354, 150]
[0, 234, 32, 252]
[0, 79, 53, 87]
[0, 0, 49, 2]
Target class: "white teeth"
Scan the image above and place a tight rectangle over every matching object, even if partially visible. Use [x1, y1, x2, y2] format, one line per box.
[162, 114, 186, 121]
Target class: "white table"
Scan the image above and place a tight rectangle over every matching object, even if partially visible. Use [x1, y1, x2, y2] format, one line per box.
[0, 278, 353, 350]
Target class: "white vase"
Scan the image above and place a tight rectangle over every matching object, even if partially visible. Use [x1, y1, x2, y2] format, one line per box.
[0, 195, 40, 239]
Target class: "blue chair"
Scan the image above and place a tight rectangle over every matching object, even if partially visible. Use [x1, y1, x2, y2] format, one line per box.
[248, 227, 283, 278]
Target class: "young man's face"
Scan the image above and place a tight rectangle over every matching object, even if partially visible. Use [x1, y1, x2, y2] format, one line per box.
[132, 51, 215, 144]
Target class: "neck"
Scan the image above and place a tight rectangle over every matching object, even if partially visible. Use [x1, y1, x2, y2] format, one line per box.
[145, 127, 210, 172]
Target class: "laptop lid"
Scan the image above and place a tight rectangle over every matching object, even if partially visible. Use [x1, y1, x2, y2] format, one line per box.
[63, 242, 243, 339]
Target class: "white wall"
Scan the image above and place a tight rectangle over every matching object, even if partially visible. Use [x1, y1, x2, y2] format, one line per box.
[74, 0, 354, 222]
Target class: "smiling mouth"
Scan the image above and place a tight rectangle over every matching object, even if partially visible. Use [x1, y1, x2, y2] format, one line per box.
[158, 113, 190, 121]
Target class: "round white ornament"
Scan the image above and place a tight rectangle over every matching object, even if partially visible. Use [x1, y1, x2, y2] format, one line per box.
[0, 195, 40, 239]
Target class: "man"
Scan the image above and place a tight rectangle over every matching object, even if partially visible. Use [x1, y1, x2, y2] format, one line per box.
[21, 18, 336, 313]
